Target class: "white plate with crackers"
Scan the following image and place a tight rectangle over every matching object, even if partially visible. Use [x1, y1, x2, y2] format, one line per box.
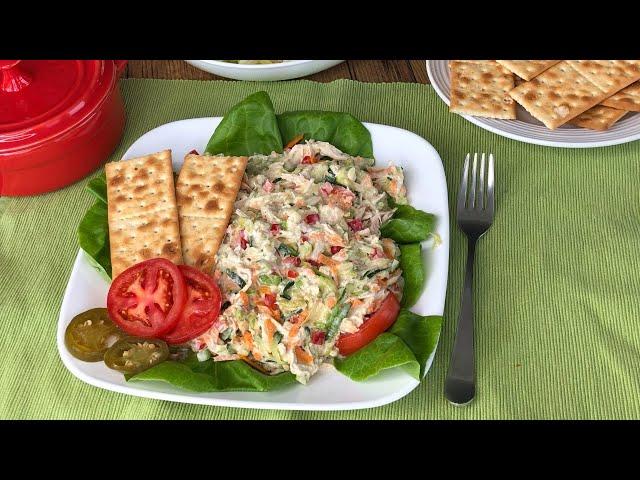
[57, 117, 450, 411]
[427, 60, 640, 148]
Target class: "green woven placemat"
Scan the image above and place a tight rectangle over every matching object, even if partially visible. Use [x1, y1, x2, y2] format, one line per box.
[1, 78, 639, 419]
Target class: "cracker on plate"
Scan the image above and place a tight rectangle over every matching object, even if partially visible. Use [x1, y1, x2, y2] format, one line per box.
[105, 150, 183, 277]
[449, 60, 516, 119]
[496, 60, 560, 81]
[568, 105, 628, 131]
[509, 62, 610, 129]
[176, 154, 248, 272]
[566, 60, 640, 95]
[601, 81, 640, 112]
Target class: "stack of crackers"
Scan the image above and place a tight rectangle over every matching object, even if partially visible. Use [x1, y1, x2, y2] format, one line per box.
[105, 150, 248, 277]
[449, 60, 640, 130]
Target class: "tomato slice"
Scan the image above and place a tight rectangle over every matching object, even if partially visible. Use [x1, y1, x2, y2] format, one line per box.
[107, 258, 187, 337]
[162, 265, 222, 345]
[336, 293, 401, 356]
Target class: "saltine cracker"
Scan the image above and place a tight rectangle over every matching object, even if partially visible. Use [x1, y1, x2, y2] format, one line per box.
[509, 62, 609, 129]
[176, 154, 248, 272]
[569, 105, 628, 131]
[601, 81, 640, 112]
[105, 150, 183, 277]
[566, 60, 640, 95]
[449, 60, 516, 119]
[496, 60, 560, 81]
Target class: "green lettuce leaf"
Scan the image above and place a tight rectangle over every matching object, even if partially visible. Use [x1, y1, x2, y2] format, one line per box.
[86, 174, 107, 204]
[399, 243, 425, 308]
[77, 199, 111, 279]
[389, 310, 443, 377]
[277, 111, 373, 158]
[380, 204, 435, 244]
[128, 356, 297, 392]
[205, 91, 283, 156]
[334, 333, 420, 381]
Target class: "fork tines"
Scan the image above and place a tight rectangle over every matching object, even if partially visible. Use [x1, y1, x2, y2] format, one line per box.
[458, 153, 494, 216]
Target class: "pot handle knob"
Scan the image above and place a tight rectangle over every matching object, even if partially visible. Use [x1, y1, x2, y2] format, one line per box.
[0, 60, 32, 93]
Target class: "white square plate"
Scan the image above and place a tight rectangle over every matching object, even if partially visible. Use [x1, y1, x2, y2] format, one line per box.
[57, 118, 450, 411]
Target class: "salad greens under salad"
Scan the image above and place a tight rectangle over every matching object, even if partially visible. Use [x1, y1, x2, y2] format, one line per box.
[77, 91, 442, 392]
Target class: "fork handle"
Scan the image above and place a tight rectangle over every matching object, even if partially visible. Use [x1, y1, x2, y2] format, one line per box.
[445, 238, 477, 406]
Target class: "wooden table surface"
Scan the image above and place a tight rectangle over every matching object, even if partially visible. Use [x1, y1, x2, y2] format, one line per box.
[125, 60, 431, 83]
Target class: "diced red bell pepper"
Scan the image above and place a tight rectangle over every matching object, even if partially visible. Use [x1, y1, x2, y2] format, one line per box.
[284, 256, 301, 267]
[264, 293, 277, 309]
[305, 213, 320, 225]
[348, 219, 364, 232]
[311, 331, 326, 345]
[239, 231, 248, 249]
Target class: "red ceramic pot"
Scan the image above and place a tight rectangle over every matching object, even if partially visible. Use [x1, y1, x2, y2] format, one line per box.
[0, 60, 127, 196]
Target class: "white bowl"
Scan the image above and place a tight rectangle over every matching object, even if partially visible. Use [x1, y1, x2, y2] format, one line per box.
[186, 60, 344, 81]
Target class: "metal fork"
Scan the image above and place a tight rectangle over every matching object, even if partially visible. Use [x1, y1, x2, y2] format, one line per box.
[445, 153, 495, 406]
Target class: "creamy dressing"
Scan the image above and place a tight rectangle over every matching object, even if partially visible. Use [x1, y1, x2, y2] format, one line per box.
[194, 140, 408, 383]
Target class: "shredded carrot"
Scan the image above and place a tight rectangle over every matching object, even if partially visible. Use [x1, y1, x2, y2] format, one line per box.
[252, 350, 262, 361]
[295, 346, 314, 365]
[257, 302, 282, 322]
[264, 319, 276, 343]
[369, 166, 392, 174]
[289, 323, 301, 339]
[328, 233, 346, 246]
[243, 331, 254, 350]
[317, 253, 340, 284]
[389, 179, 398, 196]
[310, 232, 345, 246]
[318, 254, 338, 268]
[238, 291, 249, 307]
[351, 298, 364, 309]
[257, 305, 272, 317]
[331, 267, 340, 286]
[259, 286, 272, 296]
[284, 134, 304, 150]
[326, 296, 337, 308]
[287, 310, 308, 339]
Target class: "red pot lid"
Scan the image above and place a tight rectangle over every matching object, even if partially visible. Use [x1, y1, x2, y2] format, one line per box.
[0, 60, 119, 153]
